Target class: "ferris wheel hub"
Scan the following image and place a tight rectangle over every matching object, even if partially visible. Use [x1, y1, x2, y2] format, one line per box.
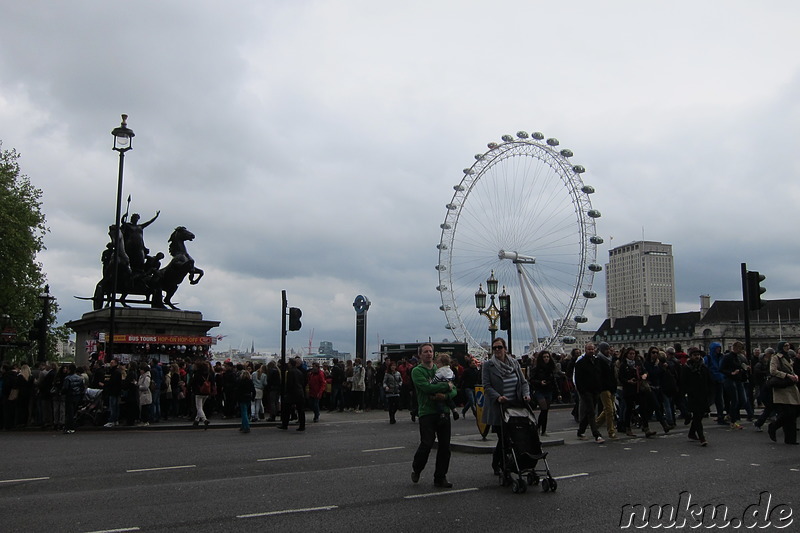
[498, 250, 536, 264]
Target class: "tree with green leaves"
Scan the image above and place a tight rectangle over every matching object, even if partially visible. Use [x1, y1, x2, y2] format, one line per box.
[0, 141, 53, 363]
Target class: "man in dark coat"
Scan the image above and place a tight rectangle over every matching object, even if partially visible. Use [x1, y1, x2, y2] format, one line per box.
[278, 358, 306, 431]
[574, 343, 604, 443]
[681, 347, 712, 446]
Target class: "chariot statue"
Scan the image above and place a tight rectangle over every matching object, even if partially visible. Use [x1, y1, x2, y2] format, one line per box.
[90, 208, 204, 310]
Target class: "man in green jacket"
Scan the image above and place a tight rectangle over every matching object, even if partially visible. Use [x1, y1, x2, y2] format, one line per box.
[411, 343, 457, 488]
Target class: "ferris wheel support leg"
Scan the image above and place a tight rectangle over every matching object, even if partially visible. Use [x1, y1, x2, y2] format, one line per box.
[517, 264, 555, 340]
[516, 268, 539, 348]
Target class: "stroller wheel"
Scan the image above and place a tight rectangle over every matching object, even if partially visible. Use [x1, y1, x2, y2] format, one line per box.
[541, 478, 551, 492]
[502, 473, 512, 487]
[549, 477, 558, 492]
[511, 479, 521, 493]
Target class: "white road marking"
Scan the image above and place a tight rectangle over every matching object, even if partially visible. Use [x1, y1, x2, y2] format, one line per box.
[237, 505, 338, 518]
[126, 465, 196, 473]
[0, 476, 50, 484]
[404, 487, 479, 499]
[88, 527, 139, 533]
[362, 446, 404, 453]
[257, 454, 311, 462]
[553, 472, 589, 480]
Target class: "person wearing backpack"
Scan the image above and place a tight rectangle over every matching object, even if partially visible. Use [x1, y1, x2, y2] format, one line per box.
[62, 364, 85, 434]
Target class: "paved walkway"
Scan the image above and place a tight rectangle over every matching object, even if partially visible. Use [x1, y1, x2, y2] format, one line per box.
[43, 402, 717, 453]
[64, 405, 573, 452]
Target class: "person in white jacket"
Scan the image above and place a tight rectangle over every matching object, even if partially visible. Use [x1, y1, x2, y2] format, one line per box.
[137, 364, 153, 427]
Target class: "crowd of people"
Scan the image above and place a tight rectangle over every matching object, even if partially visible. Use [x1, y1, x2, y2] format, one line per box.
[0, 353, 480, 434]
[562, 340, 800, 446]
[4, 338, 795, 450]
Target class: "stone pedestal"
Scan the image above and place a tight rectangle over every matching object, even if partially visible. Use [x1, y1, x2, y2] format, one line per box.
[67, 308, 220, 366]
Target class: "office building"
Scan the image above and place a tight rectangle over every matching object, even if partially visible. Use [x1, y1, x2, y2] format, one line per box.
[605, 240, 676, 319]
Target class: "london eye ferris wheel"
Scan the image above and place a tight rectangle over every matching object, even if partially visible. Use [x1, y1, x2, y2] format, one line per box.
[436, 131, 603, 357]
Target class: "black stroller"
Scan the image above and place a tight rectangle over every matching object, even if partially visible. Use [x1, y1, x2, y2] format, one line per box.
[77, 388, 107, 426]
[498, 403, 557, 493]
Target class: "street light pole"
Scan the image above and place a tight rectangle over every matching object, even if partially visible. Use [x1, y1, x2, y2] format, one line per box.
[475, 270, 501, 348]
[108, 114, 135, 361]
[499, 286, 511, 355]
[37, 285, 55, 363]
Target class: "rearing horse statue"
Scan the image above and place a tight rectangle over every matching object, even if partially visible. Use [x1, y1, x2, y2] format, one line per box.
[157, 226, 204, 309]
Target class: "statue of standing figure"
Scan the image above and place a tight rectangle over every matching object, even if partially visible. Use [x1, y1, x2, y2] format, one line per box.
[121, 210, 160, 272]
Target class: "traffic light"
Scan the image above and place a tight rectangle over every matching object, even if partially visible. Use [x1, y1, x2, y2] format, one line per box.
[29, 318, 46, 341]
[746, 270, 766, 310]
[288, 307, 302, 331]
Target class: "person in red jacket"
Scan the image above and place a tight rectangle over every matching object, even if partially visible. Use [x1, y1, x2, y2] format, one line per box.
[307, 362, 327, 423]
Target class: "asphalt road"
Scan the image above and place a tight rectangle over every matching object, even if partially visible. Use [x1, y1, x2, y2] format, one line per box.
[1, 408, 799, 533]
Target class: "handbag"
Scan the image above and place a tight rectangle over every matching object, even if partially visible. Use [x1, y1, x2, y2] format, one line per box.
[199, 379, 211, 395]
[768, 375, 795, 389]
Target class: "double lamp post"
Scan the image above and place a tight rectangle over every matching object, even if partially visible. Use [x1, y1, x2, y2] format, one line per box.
[475, 270, 512, 354]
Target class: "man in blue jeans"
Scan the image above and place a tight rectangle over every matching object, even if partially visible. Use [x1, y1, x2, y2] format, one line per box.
[704, 342, 727, 425]
[411, 343, 457, 488]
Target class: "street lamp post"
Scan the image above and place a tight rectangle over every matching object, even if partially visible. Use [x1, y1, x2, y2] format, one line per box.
[498, 286, 511, 354]
[37, 285, 55, 363]
[108, 114, 135, 361]
[475, 270, 500, 347]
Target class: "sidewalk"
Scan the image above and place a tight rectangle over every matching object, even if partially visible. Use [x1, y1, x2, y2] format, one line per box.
[69, 407, 567, 453]
[58, 403, 758, 455]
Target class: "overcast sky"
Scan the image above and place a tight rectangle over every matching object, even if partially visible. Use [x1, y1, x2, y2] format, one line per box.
[2, 1, 799, 357]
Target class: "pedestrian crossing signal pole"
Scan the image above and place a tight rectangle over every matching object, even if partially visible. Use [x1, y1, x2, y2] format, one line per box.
[741, 263, 752, 358]
[741, 263, 766, 357]
[281, 290, 287, 399]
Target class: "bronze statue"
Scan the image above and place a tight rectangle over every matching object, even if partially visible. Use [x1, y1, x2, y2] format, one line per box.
[158, 226, 204, 309]
[121, 210, 159, 271]
[90, 215, 203, 310]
